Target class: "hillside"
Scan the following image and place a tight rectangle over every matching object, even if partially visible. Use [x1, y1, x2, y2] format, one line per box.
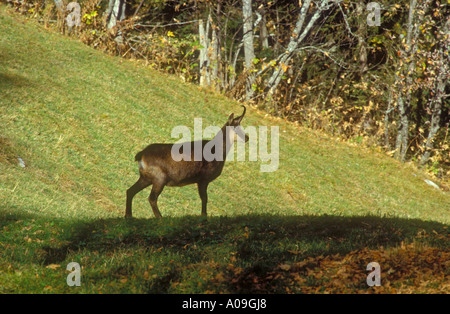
[0, 6, 448, 293]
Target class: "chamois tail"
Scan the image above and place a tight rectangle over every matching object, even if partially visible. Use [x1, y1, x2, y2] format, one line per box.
[135, 150, 145, 162]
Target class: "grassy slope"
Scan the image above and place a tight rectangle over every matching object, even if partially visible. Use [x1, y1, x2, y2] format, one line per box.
[0, 6, 448, 293]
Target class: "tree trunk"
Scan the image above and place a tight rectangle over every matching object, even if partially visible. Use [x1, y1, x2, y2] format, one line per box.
[384, 88, 394, 149]
[259, 8, 269, 49]
[395, 96, 410, 162]
[356, 2, 368, 76]
[420, 80, 444, 166]
[420, 18, 450, 166]
[211, 2, 222, 90]
[199, 15, 212, 86]
[54, 0, 64, 33]
[106, 0, 126, 30]
[394, 0, 417, 161]
[211, 28, 219, 88]
[242, 0, 255, 100]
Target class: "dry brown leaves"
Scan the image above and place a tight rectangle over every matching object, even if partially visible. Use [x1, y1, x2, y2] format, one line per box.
[231, 243, 449, 294]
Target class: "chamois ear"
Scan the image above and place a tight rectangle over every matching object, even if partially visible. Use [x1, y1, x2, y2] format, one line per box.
[228, 113, 235, 123]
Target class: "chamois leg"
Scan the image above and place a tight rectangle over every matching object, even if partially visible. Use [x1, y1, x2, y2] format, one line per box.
[125, 176, 151, 218]
[198, 182, 209, 217]
[149, 183, 165, 218]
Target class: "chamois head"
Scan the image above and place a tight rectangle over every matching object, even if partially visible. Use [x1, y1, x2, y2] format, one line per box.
[225, 105, 249, 143]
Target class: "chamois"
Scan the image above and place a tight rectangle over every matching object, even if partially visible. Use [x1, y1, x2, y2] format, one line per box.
[125, 106, 248, 218]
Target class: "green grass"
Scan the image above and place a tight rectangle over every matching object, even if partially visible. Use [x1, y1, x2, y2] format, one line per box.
[0, 6, 448, 293]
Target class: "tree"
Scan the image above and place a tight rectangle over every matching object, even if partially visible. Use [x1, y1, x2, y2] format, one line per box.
[257, 5, 269, 49]
[355, 1, 368, 76]
[199, 16, 211, 86]
[106, 0, 126, 30]
[263, 0, 339, 109]
[420, 16, 450, 166]
[242, 0, 255, 100]
[393, 0, 431, 162]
